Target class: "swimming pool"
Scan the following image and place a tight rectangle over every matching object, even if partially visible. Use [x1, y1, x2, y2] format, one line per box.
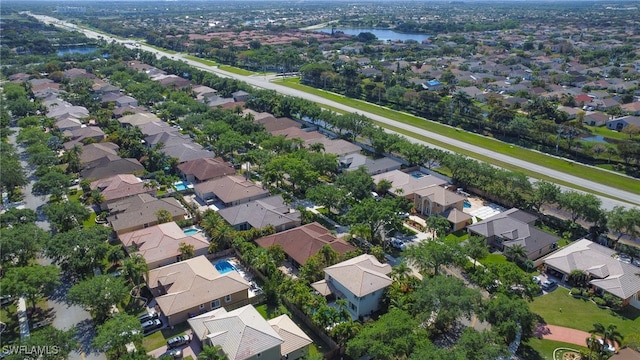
[411, 172, 426, 179]
[215, 260, 235, 274]
[174, 181, 189, 191]
[184, 228, 200, 236]
[463, 200, 471, 208]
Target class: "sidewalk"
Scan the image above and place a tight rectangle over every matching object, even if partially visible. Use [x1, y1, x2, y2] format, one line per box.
[17, 297, 30, 339]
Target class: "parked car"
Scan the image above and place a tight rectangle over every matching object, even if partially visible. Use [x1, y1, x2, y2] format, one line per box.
[164, 348, 183, 359]
[391, 238, 406, 250]
[396, 212, 410, 219]
[138, 312, 159, 323]
[142, 319, 162, 334]
[532, 276, 541, 285]
[541, 280, 557, 290]
[167, 335, 190, 349]
[0, 295, 13, 307]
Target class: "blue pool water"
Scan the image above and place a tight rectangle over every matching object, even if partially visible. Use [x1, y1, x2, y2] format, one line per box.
[215, 261, 235, 274]
[411, 172, 426, 179]
[463, 200, 472, 208]
[174, 182, 188, 191]
[184, 228, 199, 236]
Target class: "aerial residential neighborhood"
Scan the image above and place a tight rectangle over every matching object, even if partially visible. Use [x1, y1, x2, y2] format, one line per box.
[1, 1, 640, 360]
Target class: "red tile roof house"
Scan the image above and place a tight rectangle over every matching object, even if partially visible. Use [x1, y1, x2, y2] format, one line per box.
[177, 157, 236, 183]
[118, 221, 208, 269]
[90, 174, 155, 211]
[255, 222, 356, 269]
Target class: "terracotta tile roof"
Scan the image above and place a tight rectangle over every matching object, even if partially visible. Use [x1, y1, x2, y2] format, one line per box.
[177, 157, 235, 182]
[322, 254, 392, 297]
[90, 174, 149, 202]
[255, 222, 356, 266]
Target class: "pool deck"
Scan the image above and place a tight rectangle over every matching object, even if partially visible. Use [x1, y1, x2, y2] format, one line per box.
[212, 257, 262, 297]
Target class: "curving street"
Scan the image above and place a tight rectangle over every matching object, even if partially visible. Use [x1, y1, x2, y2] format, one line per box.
[29, 13, 640, 209]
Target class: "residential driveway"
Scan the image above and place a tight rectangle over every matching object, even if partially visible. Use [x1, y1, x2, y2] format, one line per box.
[536, 324, 591, 347]
[147, 329, 199, 359]
[10, 128, 105, 360]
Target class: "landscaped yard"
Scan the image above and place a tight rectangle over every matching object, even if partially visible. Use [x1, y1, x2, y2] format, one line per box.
[520, 338, 587, 360]
[142, 322, 190, 351]
[478, 253, 508, 267]
[530, 287, 640, 337]
[444, 230, 469, 243]
[276, 78, 640, 198]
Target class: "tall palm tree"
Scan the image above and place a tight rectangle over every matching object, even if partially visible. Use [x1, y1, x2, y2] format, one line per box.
[586, 334, 604, 360]
[107, 245, 125, 269]
[590, 323, 623, 356]
[178, 242, 195, 260]
[505, 244, 528, 263]
[198, 345, 228, 360]
[120, 254, 149, 287]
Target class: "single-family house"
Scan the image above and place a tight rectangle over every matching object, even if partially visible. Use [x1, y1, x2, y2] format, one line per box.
[80, 142, 120, 165]
[108, 194, 188, 234]
[621, 102, 640, 116]
[162, 143, 214, 164]
[119, 222, 208, 269]
[118, 112, 161, 127]
[90, 174, 155, 211]
[177, 157, 235, 183]
[306, 138, 362, 157]
[144, 131, 193, 149]
[194, 175, 269, 207]
[311, 254, 392, 320]
[413, 185, 471, 231]
[255, 116, 301, 133]
[80, 157, 145, 180]
[232, 90, 250, 102]
[339, 153, 403, 175]
[115, 95, 138, 108]
[147, 255, 250, 326]
[138, 121, 179, 137]
[584, 111, 609, 127]
[270, 127, 325, 142]
[372, 170, 448, 198]
[467, 208, 560, 261]
[54, 117, 83, 132]
[63, 126, 106, 149]
[218, 195, 301, 232]
[543, 239, 640, 309]
[255, 222, 356, 268]
[189, 304, 312, 360]
[607, 116, 640, 131]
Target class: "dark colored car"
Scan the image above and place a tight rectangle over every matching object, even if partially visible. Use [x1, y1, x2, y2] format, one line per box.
[142, 319, 162, 334]
[541, 280, 557, 290]
[167, 334, 190, 349]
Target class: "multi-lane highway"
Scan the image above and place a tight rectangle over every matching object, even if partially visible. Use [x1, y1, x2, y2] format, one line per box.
[30, 13, 640, 209]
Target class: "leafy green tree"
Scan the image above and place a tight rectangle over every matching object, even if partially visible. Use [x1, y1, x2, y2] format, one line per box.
[336, 167, 374, 202]
[607, 206, 640, 244]
[557, 191, 603, 223]
[411, 275, 482, 333]
[479, 294, 537, 344]
[67, 275, 129, 323]
[306, 184, 348, 214]
[530, 181, 560, 213]
[155, 209, 173, 224]
[32, 170, 72, 198]
[0, 223, 48, 267]
[10, 326, 77, 360]
[43, 201, 91, 232]
[1, 265, 60, 312]
[179, 242, 195, 260]
[465, 235, 489, 268]
[344, 197, 404, 242]
[405, 238, 465, 276]
[346, 308, 430, 360]
[0, 208, 36, 228]
[93, 313, 143, 358]
[425, 215, 451, 238]
[455, 328, 510, 360]
[45, 226, 111, 276]
[120, 254, 149, 287]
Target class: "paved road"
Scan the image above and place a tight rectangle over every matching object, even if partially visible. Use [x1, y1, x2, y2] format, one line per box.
[8, 127, 105, 360]
[29, 14, 640, 210]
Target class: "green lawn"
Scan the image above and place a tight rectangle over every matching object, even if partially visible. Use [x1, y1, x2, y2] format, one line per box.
[142, 322, 190, 351]
[444, 230, 469, 243]
[218, 65, 254, 76]
[530, 287, 640, 337]
[141, 43, 177, 54]
[255, 303, 290, 320]
[586, 125, 637, 142]
[276, 78, 640, 198]
[519, 338, 587, 360]
[183, 55, 217, 66]
[478, 253, 508, 266]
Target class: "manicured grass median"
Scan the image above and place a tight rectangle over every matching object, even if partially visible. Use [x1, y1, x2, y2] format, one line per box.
[529, 287, 640, 337]
[218, 65, 254, 76]
[276, 78, 640, 197]
[183, 55, 216, 66]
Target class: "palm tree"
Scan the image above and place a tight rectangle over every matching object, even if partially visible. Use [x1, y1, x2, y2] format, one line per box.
[586, 334, 604, 360]
[309, 142, 325, 153]
[107, 245, 125, 269]
[178, 242, 195, 260]
[63, 144, 83, 174]
[318, 244, 339, 266]
[505, 244, 528, 263]
[590, 323, 623, 356]
[120, 254, 149, 287]
[198, 345, 228, 360]
[375, 179, 393, 196]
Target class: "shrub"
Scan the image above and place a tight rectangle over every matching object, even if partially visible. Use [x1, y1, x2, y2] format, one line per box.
[582, 289, 591, 298]
[593, 297, 607, 307]
[570, 288, 581, 296]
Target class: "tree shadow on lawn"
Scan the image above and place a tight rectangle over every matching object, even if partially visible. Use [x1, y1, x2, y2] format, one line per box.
[517, 343, 544, 360]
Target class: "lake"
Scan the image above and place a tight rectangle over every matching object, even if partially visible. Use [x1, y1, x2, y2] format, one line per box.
[317, 28, 431, 43]
[57, 47, 98, 56]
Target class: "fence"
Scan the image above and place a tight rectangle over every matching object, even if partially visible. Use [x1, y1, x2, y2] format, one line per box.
[281, 298, 342, 360]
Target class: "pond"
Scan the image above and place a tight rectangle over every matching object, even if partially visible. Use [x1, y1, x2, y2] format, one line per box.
[316, 28, 431, 42]
[581, 135, 608, 143]
[57, 47, 98, 56]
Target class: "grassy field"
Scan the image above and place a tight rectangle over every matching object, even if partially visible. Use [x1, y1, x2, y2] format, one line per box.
[478, 253, 508, 267]
[218, 65, 254, 76]
[586, 125, 637, 141]
[520, 338, 587, 360]
[530, 287, 640, 337]
[276, 78, 640, 197]
[183, 55, 217, 66]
